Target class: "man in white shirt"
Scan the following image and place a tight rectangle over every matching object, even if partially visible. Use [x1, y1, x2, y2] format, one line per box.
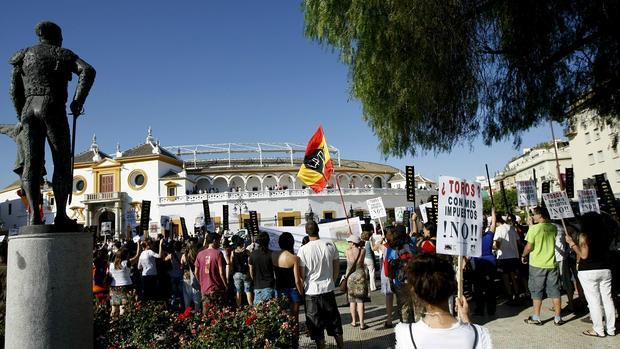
[297, 221, 343, 349]
[492, 214, 521, 303]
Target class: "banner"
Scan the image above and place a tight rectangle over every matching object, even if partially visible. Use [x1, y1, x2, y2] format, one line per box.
[406, 166, 415, 202]
[202, 199, 211, 226]
[419, 202, 432, 223]
[148, 222, 160, 239]
[139, 200, 151, 235]
[436, 176, 483, 257]
[430, 195, 439, 224]
[594, 174, 618, 219]
[223, 204, 229, 231]
[516, 180, 538, 207]
[101, 221, 112, 236]
[565, 168, 574, 199]
[180, 217, 188, 239]
[403, 209, 411, 228]
[542, 192, 575, 219]
[577, 189, 600, 214]
[125, 210, 137, 228]
[366, 197, 387, 219]
[297, 126, 334, 193]
[249, 210, 259, 235]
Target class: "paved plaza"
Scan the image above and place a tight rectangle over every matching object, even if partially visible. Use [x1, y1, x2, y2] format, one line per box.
[298, 291, 620, 349]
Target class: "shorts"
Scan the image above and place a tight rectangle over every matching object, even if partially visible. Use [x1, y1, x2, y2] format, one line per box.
[305, 291, 343, 341]
[253, 287, 275, 305]
[233, 272, 252, 293]
[528, 265, 561, 300]
[497, 258, 520, 274]
[276, 287, 302, 304]
[110, 286, 131, 306]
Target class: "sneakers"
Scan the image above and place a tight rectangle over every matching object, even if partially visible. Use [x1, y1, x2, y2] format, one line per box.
[524, 316, 542, 326]
[554, 319, 566, 326]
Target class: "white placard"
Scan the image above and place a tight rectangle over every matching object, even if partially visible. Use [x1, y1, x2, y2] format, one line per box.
[437, 176, 483, 257]
[516, 180, 538, 207]
[419, 202, 432, 223]
[132, 235, 141, 243]
[577, 189, 600, 214]
[0, 235, 5, 242]
[366, 197, 387, 219]
[101, 221, 112, 236]
[149, 222, 160, 239]
[394, 207, 407, 223]
[542, 191, 575, 219]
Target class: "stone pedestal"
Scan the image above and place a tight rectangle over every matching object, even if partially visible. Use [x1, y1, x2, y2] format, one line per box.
[5, 225, 92, 349]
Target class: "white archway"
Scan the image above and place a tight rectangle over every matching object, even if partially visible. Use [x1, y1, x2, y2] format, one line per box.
[211, 177, 228, 193]
[195, 178, 211, 192]
[278, 174, 295, 190]
[373, 176, 384, 188]
[245, 176, 262, 191]
[338, 174, 351, 189]
[263, 175, 277, 190]
[362, 175, 373, 188]
[229, 175, 245, 192]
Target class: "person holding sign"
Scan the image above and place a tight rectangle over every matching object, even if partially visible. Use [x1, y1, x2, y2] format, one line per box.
[395, 254, 492, 349]
[521, 207, 565, 326]
[471, 209, 497, 316]
[565, 212, 616, 337]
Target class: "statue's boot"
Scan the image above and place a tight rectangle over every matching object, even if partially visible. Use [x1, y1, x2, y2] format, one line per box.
[22, 181, 42, 225]
[52, 181, 77, 227]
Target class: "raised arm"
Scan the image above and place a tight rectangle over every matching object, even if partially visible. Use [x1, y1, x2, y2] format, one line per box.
[411, 212, 419, 236]
[129, 243, 142, 266]
[489, 207, 497, 233]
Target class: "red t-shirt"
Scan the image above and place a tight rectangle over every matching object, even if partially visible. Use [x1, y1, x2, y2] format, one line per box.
[195, 248, 226, 295]
[420, 240, 436, 254]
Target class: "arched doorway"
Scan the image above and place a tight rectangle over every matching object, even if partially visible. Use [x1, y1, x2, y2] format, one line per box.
[99, 210, 115, 237]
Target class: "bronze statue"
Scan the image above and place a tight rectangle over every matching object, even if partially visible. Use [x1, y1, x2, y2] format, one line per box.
[8, 21, 96, 226]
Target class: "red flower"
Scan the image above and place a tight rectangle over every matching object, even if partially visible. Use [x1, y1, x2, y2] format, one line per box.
[178, 306, 193, 321]
[245, 314, 257, 326]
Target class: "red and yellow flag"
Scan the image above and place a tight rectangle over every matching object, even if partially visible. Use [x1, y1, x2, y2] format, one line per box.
[297, 126, 334, 193]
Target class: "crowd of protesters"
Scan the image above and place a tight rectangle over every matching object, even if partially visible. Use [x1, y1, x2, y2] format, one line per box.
[77, 203, 620, 348]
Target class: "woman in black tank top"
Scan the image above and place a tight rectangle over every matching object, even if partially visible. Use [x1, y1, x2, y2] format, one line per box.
[565, 212, 616, 337]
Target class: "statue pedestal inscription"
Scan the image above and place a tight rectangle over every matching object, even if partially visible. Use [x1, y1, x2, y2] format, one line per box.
[5, 226, 92, 349]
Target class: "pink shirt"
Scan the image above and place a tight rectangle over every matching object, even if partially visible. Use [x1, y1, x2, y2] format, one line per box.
[195, 248, 226, 295]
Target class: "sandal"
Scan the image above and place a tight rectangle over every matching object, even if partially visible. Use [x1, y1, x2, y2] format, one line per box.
[582, 329, 605, 337]
[350, 323, 358, 327]
[360, 325, 368, 330]
[524, 316, 542, 326]
[554, 319, 566, 326]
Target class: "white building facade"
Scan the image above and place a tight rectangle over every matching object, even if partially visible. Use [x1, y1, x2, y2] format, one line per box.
[0, 129, 435, 238]
[565, 110, 620, 196]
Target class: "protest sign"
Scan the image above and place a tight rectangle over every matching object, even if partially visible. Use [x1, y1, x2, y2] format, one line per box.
[565, 168, 574, 198]
[202, 199, 211, 225]
[436, 176, 483, 257]
[419, 202, 432, 223]
[148, 222, 160, 239]
[0, 235, 5, 242]
[366, 197, 387, 220]
[125, 210, 137, 228]
[406, 166, 415, 202]
[180, 217, 188, 238]
[430, 195, 439, 224]
[222, 205, 229, 231]
[394, 207, 407, 223]
[542, 191, 575, 219]
[249, 210, 259, 235]
[594, 174, 618, 219]
[139, 200, 151, 235]
[101, 221, 112, 236]
[132, 235, 141, 243]
[577, 189, 600, 214]
[516, 180, 538, 207]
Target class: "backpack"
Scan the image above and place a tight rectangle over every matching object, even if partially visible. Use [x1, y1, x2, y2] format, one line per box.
[386, 245, 414, 288]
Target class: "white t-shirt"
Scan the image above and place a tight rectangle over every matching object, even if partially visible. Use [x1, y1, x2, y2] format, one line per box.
[297, 239, 338, 296]
[109, 261, 132, 286]
[492, 224, 519, 260]
[395, 321, 492, 349]
[138, 249, 160, 276]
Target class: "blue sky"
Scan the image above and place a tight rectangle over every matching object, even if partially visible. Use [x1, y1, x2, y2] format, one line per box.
[0, 1, 558, 188]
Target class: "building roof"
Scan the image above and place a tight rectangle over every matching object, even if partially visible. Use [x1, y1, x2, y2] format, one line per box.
[160, 170, 180, 179]
[74, 149, 111, 164]
[121, 142, 179, 160]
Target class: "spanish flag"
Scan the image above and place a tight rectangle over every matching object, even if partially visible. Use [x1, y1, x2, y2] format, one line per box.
[297, 126, 334, 193]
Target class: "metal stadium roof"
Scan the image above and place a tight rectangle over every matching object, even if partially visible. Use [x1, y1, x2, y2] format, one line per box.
[164, 142, 341, 168]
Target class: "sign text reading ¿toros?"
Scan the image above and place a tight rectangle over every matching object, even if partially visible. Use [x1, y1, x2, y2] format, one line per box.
[441, 179, 480, 220]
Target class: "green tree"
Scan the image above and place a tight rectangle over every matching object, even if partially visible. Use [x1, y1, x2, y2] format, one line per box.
[302, 0, 620, 156]
[482, 188, 518, 215]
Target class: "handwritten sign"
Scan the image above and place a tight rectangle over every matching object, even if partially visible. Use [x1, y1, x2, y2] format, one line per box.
[516, 180, 538, 207]
[366, 197, 387, 219]
[577, 189, 600, 214]
[437, 176, 483, 257]
[542, 191, 574, 219]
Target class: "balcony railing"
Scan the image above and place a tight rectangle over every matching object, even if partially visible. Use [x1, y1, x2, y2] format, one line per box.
[84, 192, 124, 202]
[159, 187, 435, 204]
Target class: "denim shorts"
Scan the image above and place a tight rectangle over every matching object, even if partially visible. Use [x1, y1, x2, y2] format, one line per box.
[233, 272, 252, 293]
[253, 287, 275, 305]
[276, 287, 302, 304]
[528, 265, 561, 300]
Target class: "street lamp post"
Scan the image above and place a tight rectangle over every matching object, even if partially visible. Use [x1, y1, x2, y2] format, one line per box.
[232, 197, 248, 230]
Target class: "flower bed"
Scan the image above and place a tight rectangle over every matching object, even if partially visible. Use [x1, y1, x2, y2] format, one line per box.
[95, 297, 295, 349]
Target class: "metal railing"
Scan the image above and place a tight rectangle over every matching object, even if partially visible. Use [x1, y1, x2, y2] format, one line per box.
[84, 192, 124, 202]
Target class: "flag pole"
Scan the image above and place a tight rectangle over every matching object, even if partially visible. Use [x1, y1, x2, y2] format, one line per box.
[485, 164, 495, 208]
[549, 119, 570, 234]
[333, 175, 353, 236]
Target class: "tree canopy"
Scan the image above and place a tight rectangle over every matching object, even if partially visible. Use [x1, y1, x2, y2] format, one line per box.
[302, 0, 620, 156]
